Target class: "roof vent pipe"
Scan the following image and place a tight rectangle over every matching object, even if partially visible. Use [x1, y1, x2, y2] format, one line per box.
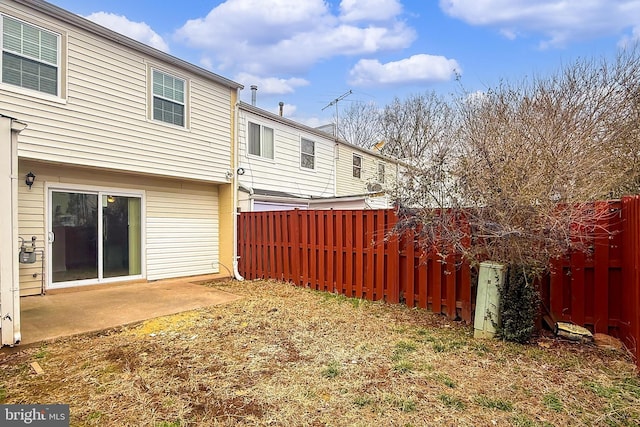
[250, 85, 258, 106]
[279, 101, 284, 116]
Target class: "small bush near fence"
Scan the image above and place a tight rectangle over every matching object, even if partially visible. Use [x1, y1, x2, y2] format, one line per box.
[497, 265, 539, 343]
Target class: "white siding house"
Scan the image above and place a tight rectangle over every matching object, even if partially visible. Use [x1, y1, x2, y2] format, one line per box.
[237, 102, 336, 211]
[0, 0, 242, 345]
[335, 142, 399, 196]
[236, 101, 405, 211]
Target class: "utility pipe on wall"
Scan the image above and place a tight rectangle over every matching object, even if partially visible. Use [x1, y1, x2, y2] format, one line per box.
[232, 89, 244, 281]
[0, 116, 27, 346]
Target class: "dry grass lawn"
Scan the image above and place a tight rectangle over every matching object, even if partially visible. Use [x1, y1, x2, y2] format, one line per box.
[1, 279, 639, 426]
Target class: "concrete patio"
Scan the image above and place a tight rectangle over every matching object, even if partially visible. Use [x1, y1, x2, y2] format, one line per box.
[6, 275, 241, 349]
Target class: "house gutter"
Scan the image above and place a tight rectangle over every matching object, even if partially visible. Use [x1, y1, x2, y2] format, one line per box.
[333, 142, 338, 197]
[232, 91, 244, 281]
[0, 115, 27, 346]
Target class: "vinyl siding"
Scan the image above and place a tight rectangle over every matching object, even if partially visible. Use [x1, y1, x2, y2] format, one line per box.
[146, 187, 219, 281]
[335, 144, 398, 196]
[17, 175, 46, 296]
[237, 109, 335, 198]
[17, 160, 221, 296]
[1, 3, 234, 183]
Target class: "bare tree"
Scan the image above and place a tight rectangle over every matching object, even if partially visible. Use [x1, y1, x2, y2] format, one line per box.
[395, 47, 640, 271]
[379, 92, 456, 161]
[336, 101, 383, 149]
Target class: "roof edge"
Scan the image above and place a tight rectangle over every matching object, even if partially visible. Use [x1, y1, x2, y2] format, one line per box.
[13, 0, 243, 90]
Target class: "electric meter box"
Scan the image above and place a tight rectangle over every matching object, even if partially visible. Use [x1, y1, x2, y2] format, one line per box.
[474, 262, 506, 339]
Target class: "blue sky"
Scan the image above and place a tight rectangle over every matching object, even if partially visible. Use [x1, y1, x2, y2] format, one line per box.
[47, 0, 640, 127]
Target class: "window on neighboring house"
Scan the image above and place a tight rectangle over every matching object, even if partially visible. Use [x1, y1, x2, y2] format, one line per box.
[300, 138, 315, 169]
[2, 15, 59, 96]
[353, 154, 362, 178]
[248, 122, 274, 159]
[378, 162, 385, 183]
[152, 69, 185, 127]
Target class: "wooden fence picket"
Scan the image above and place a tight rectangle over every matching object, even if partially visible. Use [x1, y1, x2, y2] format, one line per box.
[237, 203, 640, 369]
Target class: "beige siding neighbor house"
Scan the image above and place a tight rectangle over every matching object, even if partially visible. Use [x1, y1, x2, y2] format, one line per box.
[237, 102, 336, 211]
[332, 142, 403, 210]
[0, 0, 242, 345]
[237, 100, 403, 211]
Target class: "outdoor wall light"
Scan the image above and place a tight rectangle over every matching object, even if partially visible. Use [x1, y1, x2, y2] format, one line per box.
[25, 171, 36, 189]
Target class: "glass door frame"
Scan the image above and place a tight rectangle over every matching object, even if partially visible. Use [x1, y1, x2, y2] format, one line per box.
[46, 183, 145, 290]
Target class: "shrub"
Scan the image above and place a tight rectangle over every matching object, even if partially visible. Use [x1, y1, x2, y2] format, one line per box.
[497, 265, 539, 343]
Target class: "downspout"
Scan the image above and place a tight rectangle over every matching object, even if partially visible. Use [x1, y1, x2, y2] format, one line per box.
[333, 142, 338, 197]
[10, 120, 26, 345]
[0, 116, 27, 346]
[232, 90, 244, 281]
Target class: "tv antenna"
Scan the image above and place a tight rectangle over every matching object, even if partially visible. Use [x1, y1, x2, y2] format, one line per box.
[322, 90, 352, 138]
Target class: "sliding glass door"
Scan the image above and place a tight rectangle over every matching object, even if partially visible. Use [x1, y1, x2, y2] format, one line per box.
[50, 189, 142, 287]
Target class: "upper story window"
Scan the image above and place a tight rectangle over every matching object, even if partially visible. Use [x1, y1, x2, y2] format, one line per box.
[152, 69, 185, 127]
[1, 15, 59, 96]
[300, 138, 315, 170]
[353, 154, 362, 179]
[378, 162, 386, 183]
[248, 122, 274, 159]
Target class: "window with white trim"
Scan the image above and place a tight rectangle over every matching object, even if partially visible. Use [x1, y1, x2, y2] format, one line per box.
[353, 154, 362, 178]
[248, 122, 274, 159]
[1, 15, 59, 96]
[300, 138, 315, 170]
[152, 69, 185, 126]
[378, 162, 385, 183]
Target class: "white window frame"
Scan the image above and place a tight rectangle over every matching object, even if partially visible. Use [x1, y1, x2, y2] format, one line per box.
[151, 68, 187, 127]
[45, 182, 146, 290]
[247, 121, 274, 159]
[1, 14, 61, 97]
[300, 137, 315, 170]
[353, 154, 362, 179]
[377, 162, 386, 183]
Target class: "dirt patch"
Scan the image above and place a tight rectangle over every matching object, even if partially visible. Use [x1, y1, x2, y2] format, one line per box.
[1, 279, 639, 426]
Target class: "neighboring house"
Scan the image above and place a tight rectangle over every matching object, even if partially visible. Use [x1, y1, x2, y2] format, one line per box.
[237, 101, 404, 211]
[331, 141, 404, 210]
[0, 0, 242, 344]
[237, 101, 336, 211]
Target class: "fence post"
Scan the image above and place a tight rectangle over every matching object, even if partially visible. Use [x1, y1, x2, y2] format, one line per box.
[291, 210, 301, 285]
[570, 250, 586, 326]
[386, 210, 400, 304]
[622, 196, 640, 367]
[593, 201, 610, 334]
[446, 253, 456, 319]
[375, 211, 385, 301]
[365, 211, 375, 300]
[405, 229, 415, 307]
[336, 211, 344, 294]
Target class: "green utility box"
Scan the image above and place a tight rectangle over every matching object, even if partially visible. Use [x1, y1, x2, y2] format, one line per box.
[474, 262, 505, 339]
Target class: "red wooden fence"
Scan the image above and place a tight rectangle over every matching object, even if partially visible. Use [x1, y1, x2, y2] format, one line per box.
[237, 209, 473, 322]
[238, 197, 640, 366]
[541, 201, 625, 335]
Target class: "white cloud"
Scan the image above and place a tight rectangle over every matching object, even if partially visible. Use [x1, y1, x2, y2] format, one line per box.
[348, 54, 461, 86]
[289, 115, 331, 129]
[619, 25, 640, 48]
[439, 0, 640, 48]
[174, 0, 414, 75]
[339, 0, 403, 23]
[234, 73, 310, 96]
[85, 12, 169, 52]
[464, 90, 488, 107]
